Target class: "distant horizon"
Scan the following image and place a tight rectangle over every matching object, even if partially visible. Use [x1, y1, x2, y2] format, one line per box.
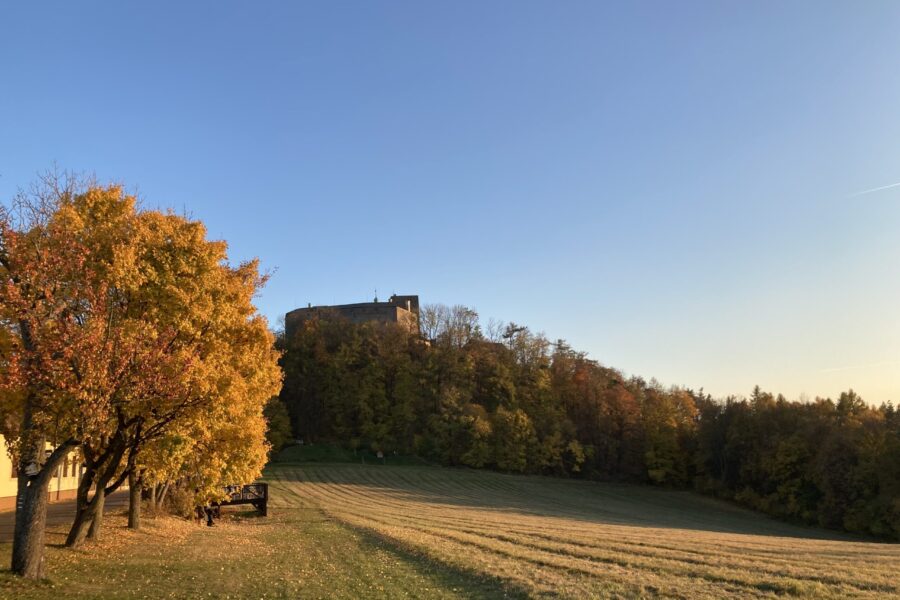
[2, 2, 898, 405]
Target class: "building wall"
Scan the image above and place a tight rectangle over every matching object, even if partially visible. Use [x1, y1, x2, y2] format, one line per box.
[331, 303, 406, 325]
[389, 295, 420, 317]
[1, 434, 85, 511]
[286, 294, 421, 339]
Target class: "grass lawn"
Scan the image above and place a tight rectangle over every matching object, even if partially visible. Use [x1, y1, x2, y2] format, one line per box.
[0, 505, 520, 599]
[1, 456, 898, 599]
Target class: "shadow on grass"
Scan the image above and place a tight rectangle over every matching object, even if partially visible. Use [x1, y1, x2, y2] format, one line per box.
[220, 508, 266, 522]
[272, 443, 434, 467]
[340, 519, 534, 599]
[267, 462, 883, 544]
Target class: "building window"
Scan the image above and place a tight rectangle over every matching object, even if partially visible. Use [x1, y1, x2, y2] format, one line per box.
[63, 457, 69, 478]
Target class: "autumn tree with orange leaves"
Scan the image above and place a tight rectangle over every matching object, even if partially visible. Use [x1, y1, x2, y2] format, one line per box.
[0, 175, 281, 578]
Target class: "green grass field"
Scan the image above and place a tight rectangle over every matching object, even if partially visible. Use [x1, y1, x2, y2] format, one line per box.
[2, 456, 898, 599]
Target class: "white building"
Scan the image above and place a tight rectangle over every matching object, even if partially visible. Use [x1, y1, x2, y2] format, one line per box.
[0, 434, 83, 511]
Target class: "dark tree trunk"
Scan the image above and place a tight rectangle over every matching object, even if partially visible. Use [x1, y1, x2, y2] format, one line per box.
[66, 482, 103, 547]
[66, 432, 131, 547]
[66, 463, 98, 548]
[128, 470, 141, 530]
[88, 490, 105, 540]
[11, 435, 76, 579]
[67, 464, 131, 547]
[11, 425, 45, 579]
[11, 463, 51, 579]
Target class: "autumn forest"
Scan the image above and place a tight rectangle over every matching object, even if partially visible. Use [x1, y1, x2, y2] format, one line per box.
[279, 305, 900, 541]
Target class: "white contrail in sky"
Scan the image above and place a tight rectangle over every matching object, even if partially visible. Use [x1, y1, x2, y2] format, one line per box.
[847, 181, 900, 197]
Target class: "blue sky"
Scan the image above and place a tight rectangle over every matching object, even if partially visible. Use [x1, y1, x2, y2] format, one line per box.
[2, 2, 899, 403]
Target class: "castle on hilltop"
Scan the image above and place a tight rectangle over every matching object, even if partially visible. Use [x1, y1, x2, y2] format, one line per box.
[285, 294, 420, 338]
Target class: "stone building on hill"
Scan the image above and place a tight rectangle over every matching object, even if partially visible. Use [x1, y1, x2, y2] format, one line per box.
[285, 294, 420, 339]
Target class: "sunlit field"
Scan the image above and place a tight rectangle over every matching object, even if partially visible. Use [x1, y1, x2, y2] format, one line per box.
[0, 493, 511, 600]
[268, 462, 899, 599]
[2, 460, 898, 599]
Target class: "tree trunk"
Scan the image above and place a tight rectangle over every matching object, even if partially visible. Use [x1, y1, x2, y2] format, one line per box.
[88, 490, 105, 540]
[9, 322, 49, 579]
[128, 470, 141, 530]
[66, 433, 130, 547]
[11, 436, 76, 579]
[66, 465, 98, 548]
[66, 494, 96, 547]
[157, 481, 170, 510]
[66, 480, 106, 548]
[11, 467, 51, 579]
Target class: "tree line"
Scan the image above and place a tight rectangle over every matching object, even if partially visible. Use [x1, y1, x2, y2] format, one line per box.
[0, 175, 281, 578]
[279, 304, 900, 540]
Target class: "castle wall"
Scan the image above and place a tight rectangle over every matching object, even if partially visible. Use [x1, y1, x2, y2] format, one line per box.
[286, 295, 420, 339]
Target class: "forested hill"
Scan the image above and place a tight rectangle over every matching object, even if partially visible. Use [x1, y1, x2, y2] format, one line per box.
[277, 304, 900, 540]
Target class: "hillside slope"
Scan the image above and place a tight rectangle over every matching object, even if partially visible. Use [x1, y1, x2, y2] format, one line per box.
[2, 460, 896, 599]
[267, 461, 898, 599]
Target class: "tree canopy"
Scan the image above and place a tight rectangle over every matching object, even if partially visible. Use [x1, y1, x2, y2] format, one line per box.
[280, 307, 900, 540]
[1, 176, 281, 575]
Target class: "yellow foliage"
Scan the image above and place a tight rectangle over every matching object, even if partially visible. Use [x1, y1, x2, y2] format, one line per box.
[1, 182, 281, 502]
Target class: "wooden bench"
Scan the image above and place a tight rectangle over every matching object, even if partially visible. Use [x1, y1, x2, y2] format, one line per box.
[213, 483, 268, 517]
